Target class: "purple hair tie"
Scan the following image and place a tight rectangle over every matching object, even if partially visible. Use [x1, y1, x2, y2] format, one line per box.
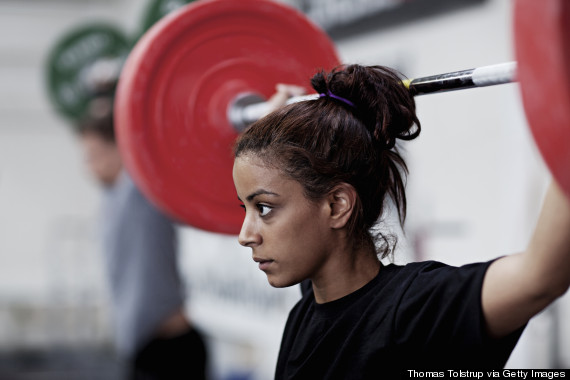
[319, 90, 355, 108]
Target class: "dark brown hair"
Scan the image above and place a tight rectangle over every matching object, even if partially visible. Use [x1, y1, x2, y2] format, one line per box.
[76, 97, 116, 143]
[234, 64, 420, 257]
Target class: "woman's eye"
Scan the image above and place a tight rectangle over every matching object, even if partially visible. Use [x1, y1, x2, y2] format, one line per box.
[258, 204, 272, 217]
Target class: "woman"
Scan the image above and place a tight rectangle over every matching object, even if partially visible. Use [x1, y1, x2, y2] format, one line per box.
[232, 64, 570, 378]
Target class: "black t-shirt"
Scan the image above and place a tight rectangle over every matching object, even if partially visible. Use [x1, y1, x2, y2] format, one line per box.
[275, 260, 525, 380]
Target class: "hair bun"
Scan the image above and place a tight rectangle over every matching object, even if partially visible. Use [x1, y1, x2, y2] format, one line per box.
[311, 64, 420, 151]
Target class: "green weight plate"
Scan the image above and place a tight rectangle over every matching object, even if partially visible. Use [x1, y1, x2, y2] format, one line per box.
[46, 24, 130, 121]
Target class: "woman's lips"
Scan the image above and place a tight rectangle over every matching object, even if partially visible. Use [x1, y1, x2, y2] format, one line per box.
[253, 257, 274, 271]
[258, 260, 274, 271]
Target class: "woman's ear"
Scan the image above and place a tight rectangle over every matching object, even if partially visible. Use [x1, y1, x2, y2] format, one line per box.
[327, 183, 357, 229]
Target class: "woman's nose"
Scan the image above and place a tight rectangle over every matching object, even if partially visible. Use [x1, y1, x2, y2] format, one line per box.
[238, 214, 261, 247]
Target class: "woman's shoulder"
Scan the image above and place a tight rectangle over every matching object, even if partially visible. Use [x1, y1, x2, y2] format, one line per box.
[382, 259, 449, 279]
[384, 259, 492, 278]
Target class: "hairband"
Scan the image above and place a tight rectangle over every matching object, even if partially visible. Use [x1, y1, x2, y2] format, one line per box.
[319, 90, 355, 108]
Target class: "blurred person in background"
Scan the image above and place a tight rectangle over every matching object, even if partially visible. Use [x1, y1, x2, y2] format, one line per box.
[77, 97, 208, 380]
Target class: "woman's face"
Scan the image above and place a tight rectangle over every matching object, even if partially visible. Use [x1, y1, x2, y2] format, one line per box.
[233, 154, 334, 288]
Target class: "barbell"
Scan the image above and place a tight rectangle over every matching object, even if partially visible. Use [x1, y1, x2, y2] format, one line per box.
[114, 0, 570, 235]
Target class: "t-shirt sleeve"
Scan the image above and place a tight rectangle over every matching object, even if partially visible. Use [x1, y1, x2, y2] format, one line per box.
[392, 260, 525, 369]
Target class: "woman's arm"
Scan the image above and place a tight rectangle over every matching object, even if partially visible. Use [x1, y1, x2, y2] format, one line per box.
[482, 180, 570, 338]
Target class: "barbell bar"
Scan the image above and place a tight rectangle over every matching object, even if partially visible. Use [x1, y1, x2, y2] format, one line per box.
[229, 62, 518, 132]
[114, 0, 570, 234]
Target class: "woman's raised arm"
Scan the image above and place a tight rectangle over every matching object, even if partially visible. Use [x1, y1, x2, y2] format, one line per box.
[482, 180, 570, 338]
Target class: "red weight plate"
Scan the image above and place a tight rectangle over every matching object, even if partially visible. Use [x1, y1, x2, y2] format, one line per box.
[115, 0, 341, 234]
[515, 0, 570, 197]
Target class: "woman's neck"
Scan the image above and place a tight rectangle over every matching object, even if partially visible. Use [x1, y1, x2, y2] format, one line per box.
[311, 244, 381, 304]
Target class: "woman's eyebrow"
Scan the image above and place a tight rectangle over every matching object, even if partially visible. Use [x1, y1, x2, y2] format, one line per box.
[245, 189, 280, 202]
